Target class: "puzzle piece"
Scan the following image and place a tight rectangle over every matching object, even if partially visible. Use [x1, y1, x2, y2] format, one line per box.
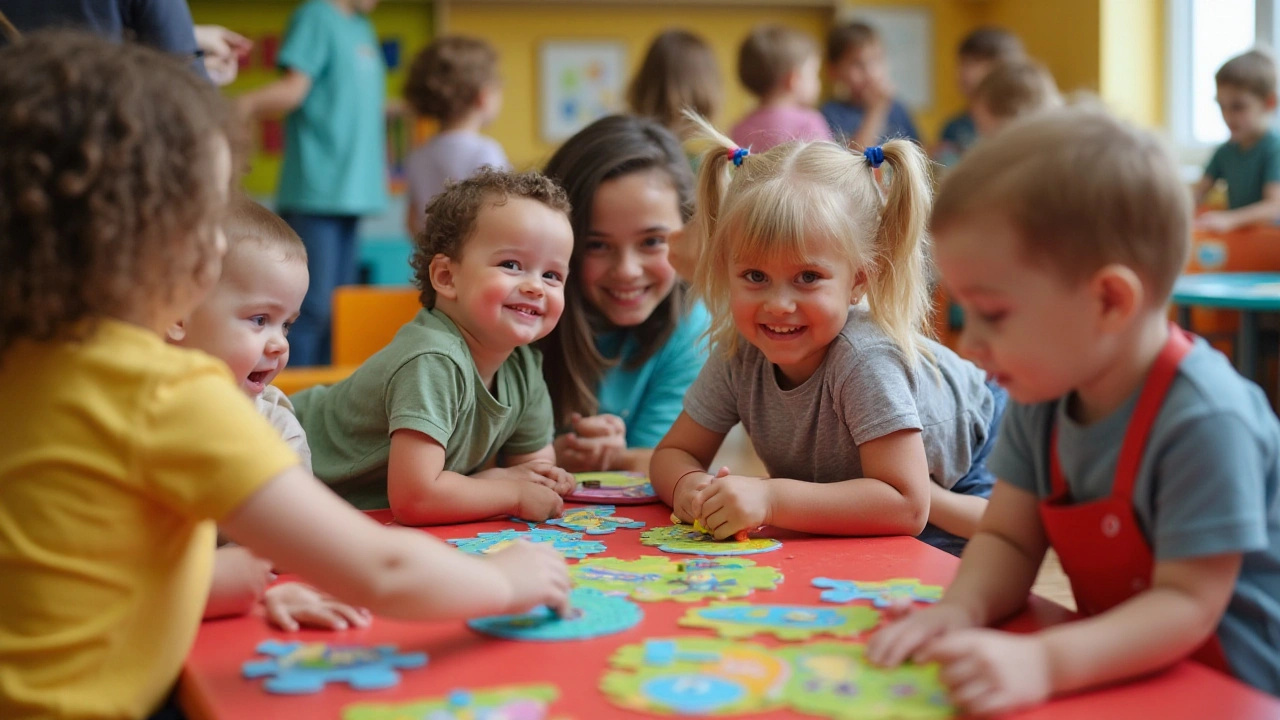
[601, 637, 790, 715]
[570, 556, 783, 602]
[812, 578, 944, 607]
[679, 602, 880, 641]
[543, 505, 645, 534]
[468, 588, 641, 641]
[640, 524, 781, 556]
[242, 640, 427, 695]
[342, 683, 561, 720]
[447, 528, 606, 559]
[779, 642, 954, 719]
[670, 513, 751, 542]
[565, 471, 658, 505]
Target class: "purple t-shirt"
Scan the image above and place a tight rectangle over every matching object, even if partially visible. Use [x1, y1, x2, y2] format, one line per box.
[730, 105, 833, 152]
[405, 131, 510, 226]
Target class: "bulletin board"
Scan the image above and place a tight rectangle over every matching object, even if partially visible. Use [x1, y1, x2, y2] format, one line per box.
[538, 40, 627, 142]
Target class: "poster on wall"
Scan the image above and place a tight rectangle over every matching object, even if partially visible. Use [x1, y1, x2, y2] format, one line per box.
[539, 40, 627, 142]
[837, 6, 933, 110]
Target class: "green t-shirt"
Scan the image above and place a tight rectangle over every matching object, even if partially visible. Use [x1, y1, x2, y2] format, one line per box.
[1205, 129, 1280, 210]
[292, 308, 554, 509]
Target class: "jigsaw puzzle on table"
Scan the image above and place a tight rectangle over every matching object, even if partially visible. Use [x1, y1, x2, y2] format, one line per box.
[601, 638, 954, 719]
[447, 528, 607, 559]
[468, 588, 642, 641]
[678, 602, 880, 641]
[242, 640, 427, 694]
[565, 471, 658, 505]
[342, 683, 561, 720]
[570, 556, 783, 602]
[640, 524, 782, 556]
[812, 577, 944, 607]
[543, 505, 645, 534]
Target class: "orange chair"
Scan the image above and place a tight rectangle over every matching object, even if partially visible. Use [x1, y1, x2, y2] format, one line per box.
[1183, 226, 1280, 349]
[274, 285, 422, 395]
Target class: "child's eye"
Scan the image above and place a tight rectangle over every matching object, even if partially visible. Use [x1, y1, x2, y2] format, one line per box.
[976, 310, 1007, 325]
[543, 270, 564, 283]
[282, 321, 293, 336]
[249, 315, 268, 327]
[797, 271, 823, 285]
[499, 260, 521, 271]
[584, 240, 609, 253]
[742, 270, 767, 284]
[642, 235, 667, 249]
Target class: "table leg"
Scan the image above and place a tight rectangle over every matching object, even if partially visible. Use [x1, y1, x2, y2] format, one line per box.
[1238, 311, 1260, 381]
[1176, 305, 1191, 329]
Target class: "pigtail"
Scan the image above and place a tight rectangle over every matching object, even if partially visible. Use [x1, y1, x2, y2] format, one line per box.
[684, 111, 745, 354]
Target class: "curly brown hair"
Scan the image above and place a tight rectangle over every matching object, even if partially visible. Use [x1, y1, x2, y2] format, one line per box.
[0, 30, 240, 357]
[403, 36, 498, 123]
[411, 168, 570, 308]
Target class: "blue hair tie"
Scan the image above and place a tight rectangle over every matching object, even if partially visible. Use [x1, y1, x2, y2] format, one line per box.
[728, 147, 749, 167]
[863, 145, 884, 169]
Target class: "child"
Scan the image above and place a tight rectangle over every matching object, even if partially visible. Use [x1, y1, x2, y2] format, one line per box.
[935, 26, 1024, 163]
[969, 59, 1061, 137]
[627, 29, 723, 139]
[538, 115, 710, 474]
[730, 24, 831, 153]
[293, 169, 577, 525]
[650, 119, 1005, 555]
[820, 21, 919, 149]
[869, 107, 1280, 710]
[403, 35, 509, 237]
[0, 31, 569, 720]
[1195, 49, 1280, 233]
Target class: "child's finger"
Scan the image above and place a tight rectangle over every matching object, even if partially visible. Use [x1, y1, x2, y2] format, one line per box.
[266, 602, 300, 632]
[914, 630, 973, 665]
[299, 606, 349, 630]
[333, 603, 373, 629]
[881, 596, 916, 619]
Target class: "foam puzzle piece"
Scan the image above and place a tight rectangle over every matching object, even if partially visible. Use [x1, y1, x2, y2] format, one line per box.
[601, 637, 790, 715]
[565, 471, 658, 505]
[468, 588, 641, 642]
[679, 602, 880, 641]
[779, 642, 954, 719]
[640, 524, 781, 556]
[448, 528, 606, 559]
[342, 683, 561, 720]
[544, 505, 645, 534]
[812, 578, 944, 607]
[242, 640, 427, 695]
[570, 556, 783, 602]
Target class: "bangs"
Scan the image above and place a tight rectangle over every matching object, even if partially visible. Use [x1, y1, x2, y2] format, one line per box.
[718, 176, 859, 267]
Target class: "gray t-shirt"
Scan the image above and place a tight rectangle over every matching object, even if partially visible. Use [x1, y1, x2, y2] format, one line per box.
[989, 339, 1280, 696]
[405, 131, 509, 227]
[684, 307, 995, 489]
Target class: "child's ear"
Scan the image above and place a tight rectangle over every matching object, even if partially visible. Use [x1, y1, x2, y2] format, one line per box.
[166, 319, 187, 344]
[1091, 264, 1143, 332]
[849, 269, 868, 303]
[429, 254, 460, 301]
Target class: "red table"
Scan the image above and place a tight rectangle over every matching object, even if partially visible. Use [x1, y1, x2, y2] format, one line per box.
[181, 503, 1280, 719]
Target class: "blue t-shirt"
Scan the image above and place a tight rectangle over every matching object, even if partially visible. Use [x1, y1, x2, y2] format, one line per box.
[1204, 130, 1280, 210]
[594, 302, 710, 448]
[276, 0, 388, 215]
[936, 112, 977, 166]
[988, 339, 1280, 696]
[820, 99, 919, 144]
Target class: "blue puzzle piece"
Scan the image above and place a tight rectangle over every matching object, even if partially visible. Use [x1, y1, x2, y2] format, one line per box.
[812, 577, 943, 607]
[242, 640, 427, 695]
[448, 528, 606, 559]
[468, 588, 641, 641]
[544, 505, 645, 535]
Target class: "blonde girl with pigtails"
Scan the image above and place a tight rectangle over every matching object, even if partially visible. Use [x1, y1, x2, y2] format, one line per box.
[650, 117, 1007, 555]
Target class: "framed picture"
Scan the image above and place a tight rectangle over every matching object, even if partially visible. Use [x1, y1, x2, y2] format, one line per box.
[538, 40, 627, 142]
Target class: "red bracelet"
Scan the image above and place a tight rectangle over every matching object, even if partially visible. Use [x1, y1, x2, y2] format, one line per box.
[673, 468, 707, 497]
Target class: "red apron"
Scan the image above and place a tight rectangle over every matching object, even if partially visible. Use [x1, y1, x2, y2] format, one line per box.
[1039, 324, 1232, 675]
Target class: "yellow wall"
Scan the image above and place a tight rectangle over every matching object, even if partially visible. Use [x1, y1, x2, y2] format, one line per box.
[984, 0, 1101, 97]
[1099, 0, 1163, 126]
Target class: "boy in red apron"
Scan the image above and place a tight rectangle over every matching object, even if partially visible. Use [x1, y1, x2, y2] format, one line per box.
[868, 106, 1280, 714]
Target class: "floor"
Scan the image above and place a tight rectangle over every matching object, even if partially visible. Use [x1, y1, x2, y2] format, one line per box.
[711, 425, 1077, 612]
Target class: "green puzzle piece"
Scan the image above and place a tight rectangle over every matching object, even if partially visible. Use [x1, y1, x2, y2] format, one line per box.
[780, 642, 955, 720]
[601, 637, 790, 716]
[640, 524, 781, 556]
[343, 683, 559, 719]
[570, 556, 782, 602]
[679, 602, 879, 641]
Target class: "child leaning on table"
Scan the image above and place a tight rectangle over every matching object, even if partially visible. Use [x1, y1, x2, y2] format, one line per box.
[0, 31, 569, 720]
[869, 106, 1280, 713]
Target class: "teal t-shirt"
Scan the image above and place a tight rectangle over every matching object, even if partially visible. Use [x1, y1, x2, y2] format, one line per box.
[276, 0, 388, 215]
[594, 302, 711, 448]
[1204, 130, 1280, 210]
[292, 308, 555, 509]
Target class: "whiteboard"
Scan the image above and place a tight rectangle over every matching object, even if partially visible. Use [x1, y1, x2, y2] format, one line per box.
[837, 5, 934, 111]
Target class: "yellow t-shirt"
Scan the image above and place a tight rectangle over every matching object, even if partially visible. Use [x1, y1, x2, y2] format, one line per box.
[0, 320, 301, 720]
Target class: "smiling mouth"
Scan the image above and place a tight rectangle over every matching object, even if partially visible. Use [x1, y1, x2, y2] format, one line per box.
[247, 370, 271, 384]
[604, 287, 649, 302]
[760, 324, 806, 338]
[505, 304, 543, 317]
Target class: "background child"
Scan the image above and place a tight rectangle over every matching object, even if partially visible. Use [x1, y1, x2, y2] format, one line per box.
[730, 24, 831, 152]
[0, 32, 569, 720]
[627, 29, 723, 141]
[969, 59, 1061, 137]
[1194, 49, 1280, 232]
[538, 115, 710, 474]
[293, 169, 576, 524]
[821, 21, 919, 149]
[650, 122, 1004, 555]
[935, 26, 1024, 163]
[870, 107, 1280, 710]
[403, 35, 509, 237]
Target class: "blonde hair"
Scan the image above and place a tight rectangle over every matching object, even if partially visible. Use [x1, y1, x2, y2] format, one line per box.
[933, 106, 1190, 302]
[687, 113, 935, 365]
[972, 60, 1061, 121]
[628, 30, 723, 130]
[738, 25, 818, 98]
[1216, 48, 1277, 101]
[224, 194, 306, 263]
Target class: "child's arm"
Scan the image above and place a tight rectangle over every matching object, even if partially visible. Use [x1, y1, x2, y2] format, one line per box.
[204, 546, 275, 620]
[221, 466, 571, 620]
[1196, 182, 1280, 232]
[650, 412, 729, 521]
[1192, 175, 1217, 206]
[386, 429, 565, 526]
[235, 70, 311, 119]
[924, 482, 987, 539]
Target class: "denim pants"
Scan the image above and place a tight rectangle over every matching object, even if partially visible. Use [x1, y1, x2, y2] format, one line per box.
[279, 212, 360, 367]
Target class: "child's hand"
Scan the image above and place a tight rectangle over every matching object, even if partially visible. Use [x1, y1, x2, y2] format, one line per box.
[213, 546, 275, 602]
[555, 413, 626, 472]
[514, 482, 565, 521]
[486, 540, 572, 615]
[917, 629, 1053, 716]
[1194, 210, 1238, 234]
[692, 472, 772, 540]
[671, 466, 728, 523]
[504, 460, 575, 495]
[867, 70, 896, 111]
[263, 582, 372, 632]
[866, 602, 977, 668]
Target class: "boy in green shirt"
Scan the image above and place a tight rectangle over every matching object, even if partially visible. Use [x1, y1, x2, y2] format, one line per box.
[293, 170, 576, 524]
[1195, 49, 1280, 232]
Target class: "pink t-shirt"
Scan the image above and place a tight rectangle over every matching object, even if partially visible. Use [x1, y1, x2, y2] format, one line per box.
[730, 105, 833, 152]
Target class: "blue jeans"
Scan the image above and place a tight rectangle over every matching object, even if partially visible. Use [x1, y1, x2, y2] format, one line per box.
[279, 212, 360, 367]
[916, 381, 1008, 556]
